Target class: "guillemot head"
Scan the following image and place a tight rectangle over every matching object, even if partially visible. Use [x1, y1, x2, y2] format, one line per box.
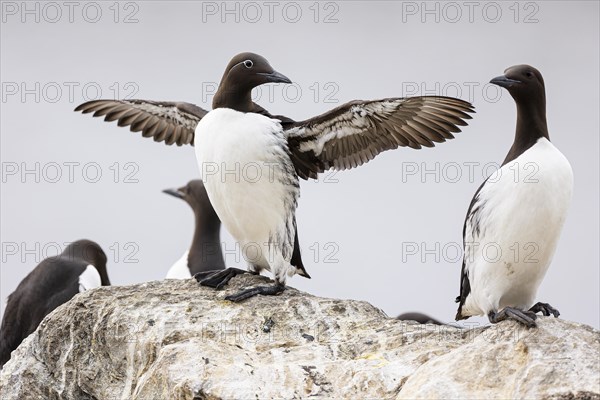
[490, 64, 545, 102]
[213, 52, 291, 110]
[63, 240, 110, 285]
[163, 180, 220, 227]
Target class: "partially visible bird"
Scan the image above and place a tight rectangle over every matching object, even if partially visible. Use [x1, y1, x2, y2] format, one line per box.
[397, 312, 442, 325]
[76, 52, 474, 302]
[455, 65, 573, 327]
[163, 180, 225, 278]
[0, 240, 110, 368]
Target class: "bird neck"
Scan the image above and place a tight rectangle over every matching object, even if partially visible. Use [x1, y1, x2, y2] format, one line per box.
[187, 213, 224, 272]
[64, 242, 110, 285]
[212, 83, 253, 112]
[503, 95, 549, 165]
[95, 264, 111, 286]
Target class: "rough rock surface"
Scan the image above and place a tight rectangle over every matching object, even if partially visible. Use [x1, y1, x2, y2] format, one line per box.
[0, 275, 599, 399]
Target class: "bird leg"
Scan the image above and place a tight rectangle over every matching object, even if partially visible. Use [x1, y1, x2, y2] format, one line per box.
[488, 307, 538, 328]
[529, 302, 560, 318]
[194, 267, 254, 290]
[224, 283, 286, 303]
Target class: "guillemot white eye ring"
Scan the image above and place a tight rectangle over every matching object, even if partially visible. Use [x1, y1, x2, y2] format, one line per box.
[243, 60, 253, 68]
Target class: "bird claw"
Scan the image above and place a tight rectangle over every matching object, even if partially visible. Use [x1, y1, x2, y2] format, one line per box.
[224, 284, 285, 302]
[194, 267, 249, 289]
[488, 307, 538, 328]
[529, 302, 560, 318]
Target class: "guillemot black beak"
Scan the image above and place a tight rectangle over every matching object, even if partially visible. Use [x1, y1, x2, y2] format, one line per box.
[163, 188, 185, 199]
[490, 75, 522, 88]
[258, 70, 292, 84]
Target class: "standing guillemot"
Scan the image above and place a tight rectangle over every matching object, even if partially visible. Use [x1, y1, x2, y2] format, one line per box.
[163, 179, 225, 278]
[455, 65, 573, 327]
[75, 52, 474, 302]
[0, 240, 110, 368]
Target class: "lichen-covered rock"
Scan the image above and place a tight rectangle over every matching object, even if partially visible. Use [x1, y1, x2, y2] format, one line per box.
[0, 274, 598, 399]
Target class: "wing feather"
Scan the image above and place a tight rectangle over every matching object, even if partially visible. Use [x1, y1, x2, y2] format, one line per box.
[285, 96, 474, 179]
[75, 99, 207, 146]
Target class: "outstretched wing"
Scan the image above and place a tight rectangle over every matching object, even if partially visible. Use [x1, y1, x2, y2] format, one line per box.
[75, 100, 208, 146]
[284, 96, 475, 179]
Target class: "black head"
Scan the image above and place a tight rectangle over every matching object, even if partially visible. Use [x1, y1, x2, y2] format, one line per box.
[163, 180, 220, 226]
[492, 65, 550, 162]
[490, 64, 545, 103]
[213, 52, 291, 109]
[62, 239, 110, 285]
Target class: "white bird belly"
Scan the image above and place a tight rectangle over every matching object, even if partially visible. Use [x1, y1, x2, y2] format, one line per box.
[78, 264, 102, 292]
[194, 108, 298, 272]
[165, 250, 192, 279]
[463, 138, 573, 316]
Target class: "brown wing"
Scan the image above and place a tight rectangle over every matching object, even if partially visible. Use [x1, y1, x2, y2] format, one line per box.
[285, 96, 475, 179]
[74, 99, 208, 146]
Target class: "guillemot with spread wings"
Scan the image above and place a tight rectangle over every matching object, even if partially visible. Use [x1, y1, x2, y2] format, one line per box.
[76, 52, 475, 302]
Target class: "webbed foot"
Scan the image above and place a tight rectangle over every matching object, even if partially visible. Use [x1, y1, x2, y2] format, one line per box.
[224, 284, 285, 302]
[529, 302, 560, 318]
[194, 267, 252, 290]
[488, 307, 538, 328]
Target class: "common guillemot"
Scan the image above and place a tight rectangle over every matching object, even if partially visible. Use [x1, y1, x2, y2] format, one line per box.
[76, 52, 474, 302]
[163, 179, 225, 278]
[455, 65, 573, 327]
[0, 240, 110, 368]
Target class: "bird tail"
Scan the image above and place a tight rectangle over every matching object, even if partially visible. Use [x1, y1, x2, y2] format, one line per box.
[291, 222, 311, 279]
[296, 265, 311, 279]
[454, 299, 469, 321]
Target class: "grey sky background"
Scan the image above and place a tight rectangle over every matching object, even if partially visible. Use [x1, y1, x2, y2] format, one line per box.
[1, 1, 599, 329]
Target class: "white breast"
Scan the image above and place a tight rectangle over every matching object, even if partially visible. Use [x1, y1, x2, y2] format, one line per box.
[165, 250, 191, 279]
[462, 138, 573, 316]
[78, 264, 102, 292]
[194, 108, 299, 271]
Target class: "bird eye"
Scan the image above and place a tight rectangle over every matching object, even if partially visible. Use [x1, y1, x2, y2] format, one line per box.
[243, 60, 253, 68]
[525, 71, 533, 78]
